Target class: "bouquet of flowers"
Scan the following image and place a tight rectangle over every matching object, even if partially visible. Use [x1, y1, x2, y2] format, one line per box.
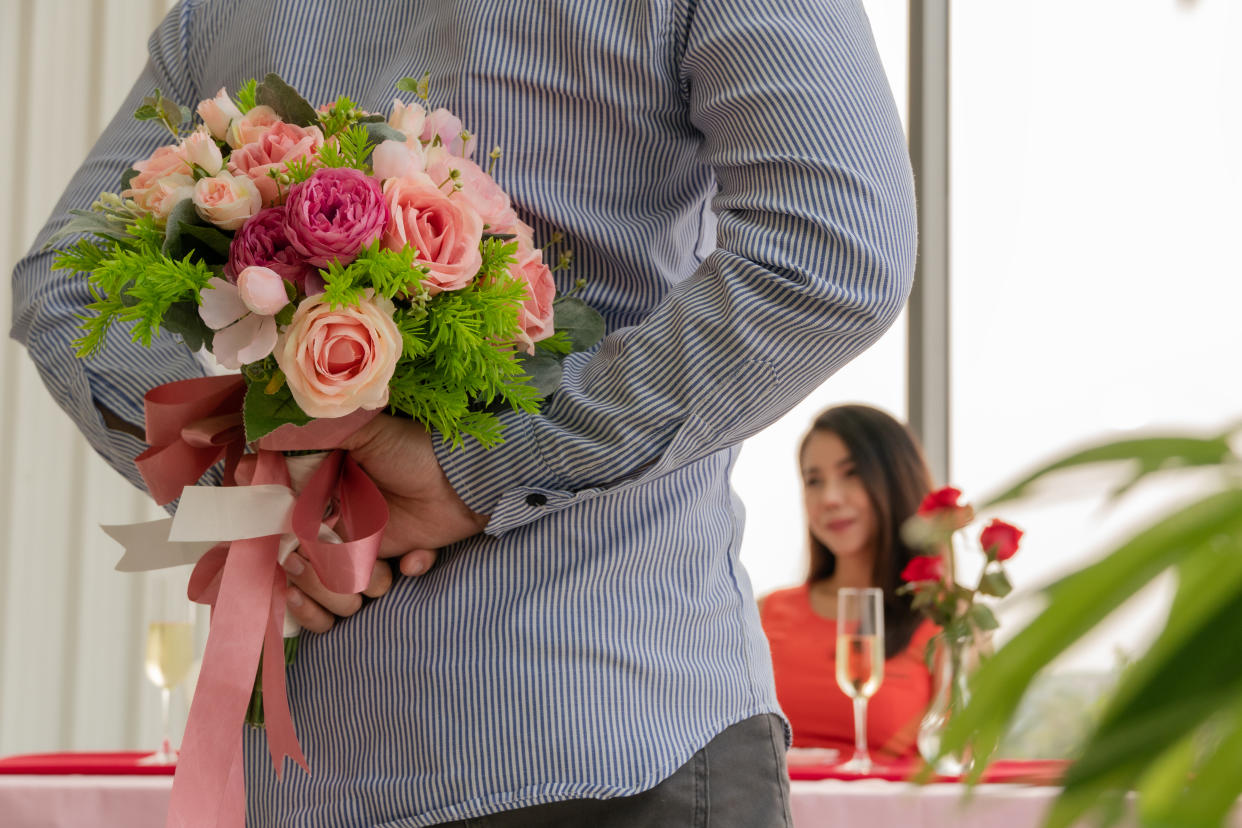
[897, 486, 1024, 772]
[47, 73, 603, 824]
[52, 73, 600, 445]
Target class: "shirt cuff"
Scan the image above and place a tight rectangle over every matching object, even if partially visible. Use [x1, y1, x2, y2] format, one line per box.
[432, 408, 595, 536]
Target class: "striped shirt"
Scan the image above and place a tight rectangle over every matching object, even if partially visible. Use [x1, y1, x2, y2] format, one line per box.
[10, 0, 916, 824]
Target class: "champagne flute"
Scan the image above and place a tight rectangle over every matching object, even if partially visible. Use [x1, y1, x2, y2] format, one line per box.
[140, 573, 195, 764]
[835, 587, 885, 774]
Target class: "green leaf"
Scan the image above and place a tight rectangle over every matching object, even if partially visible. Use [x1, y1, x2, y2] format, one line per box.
[161, 199, 199, 258]
[44, 209, 131, 250]
[552, 296, 605, 351]
[514, 351, 563, 399]
[363, 121, 407, 157]
[235, 79, 258, 113]
[133, 104, 160, 121]
[120, 166, 140, 191]
[242, 377, 312, 443]
[255, 73, 318, 127]
[982, 435, 1233, 507]
[977, 569, 1012, 598]
[177, 223, 233, 260]
[967, 603, 999, 632]
[1156, 695, 1242, 827]
[160, 300, 212, 353]
[940, 488, 1242, 773]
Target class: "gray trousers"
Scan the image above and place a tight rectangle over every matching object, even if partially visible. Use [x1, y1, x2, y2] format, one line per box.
[433, 714, 792, 828]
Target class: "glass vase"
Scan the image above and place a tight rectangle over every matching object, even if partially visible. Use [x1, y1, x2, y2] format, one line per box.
[916, 632, 975, 776]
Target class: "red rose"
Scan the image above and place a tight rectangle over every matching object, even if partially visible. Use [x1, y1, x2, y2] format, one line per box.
[900, 555, 946, 583]
[980, 519, 1024, 561]
[917, 486, 963, 517]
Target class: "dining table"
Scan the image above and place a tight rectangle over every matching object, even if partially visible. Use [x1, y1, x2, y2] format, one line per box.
[3, 749, 1240, 827]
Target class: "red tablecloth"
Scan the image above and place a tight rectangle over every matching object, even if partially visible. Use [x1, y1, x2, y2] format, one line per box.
[787, 757, 1067, 786]
[0, 752, 176, 776]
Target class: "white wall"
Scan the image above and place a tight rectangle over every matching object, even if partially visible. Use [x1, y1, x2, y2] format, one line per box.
[0, 0, 182, 757]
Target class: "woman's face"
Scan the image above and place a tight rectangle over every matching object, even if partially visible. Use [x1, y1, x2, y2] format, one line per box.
[801, 430, 878, 564]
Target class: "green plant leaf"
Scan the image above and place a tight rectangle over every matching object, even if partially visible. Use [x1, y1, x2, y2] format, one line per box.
[514, 351, 563, 399]
[940, 488, 1242, 774]
[981, 435, 1233, 508]
[161, 199, 199, 258]
[255, 73, 318, 127]
[967, 603, 999, 632]
[977, 569, 1013, 598]
[363, 121, 406, 153]
[552, 296, 605, 351]
[1155, 694, 1242, 827]
[160, 300, 212, 353]
[243, 376, 312, 443]
[120, 166, 140, 191]
[178, 224, 233, 260]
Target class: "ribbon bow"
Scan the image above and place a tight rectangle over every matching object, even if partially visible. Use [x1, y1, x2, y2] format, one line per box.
[110, 377, 388, 828]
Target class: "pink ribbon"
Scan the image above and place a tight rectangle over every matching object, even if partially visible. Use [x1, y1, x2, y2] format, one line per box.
[136, 377, 388, 828]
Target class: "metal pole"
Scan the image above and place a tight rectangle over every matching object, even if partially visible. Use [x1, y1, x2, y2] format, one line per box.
[907, 0, 952, 485]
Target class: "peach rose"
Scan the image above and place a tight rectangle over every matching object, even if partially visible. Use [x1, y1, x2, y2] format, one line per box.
[193, 170, 262, 230]
[382, 174, 483, 292]
[197, 88, 243, 141]
[226, 105, 281, 149]
[228, 121, 326, 206]
[274, 293, 402, 419]
[387, 98, 426, 142]
[510, 245, 556, 353]
[123, 144, 195, 218]
[371, 139, 427, 182]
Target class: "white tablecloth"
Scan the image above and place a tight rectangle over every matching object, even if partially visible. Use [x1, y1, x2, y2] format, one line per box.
[4, 775, 1240, 827]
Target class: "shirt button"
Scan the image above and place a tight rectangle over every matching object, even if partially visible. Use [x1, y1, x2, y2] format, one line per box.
[525, 493, 548, 507]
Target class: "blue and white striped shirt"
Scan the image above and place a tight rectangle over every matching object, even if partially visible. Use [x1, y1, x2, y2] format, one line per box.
[11, 0, 915, 824]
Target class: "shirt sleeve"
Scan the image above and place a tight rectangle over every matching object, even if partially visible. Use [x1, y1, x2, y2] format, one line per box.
[437, 0, 918, 535]
[9, 4, 207, 494]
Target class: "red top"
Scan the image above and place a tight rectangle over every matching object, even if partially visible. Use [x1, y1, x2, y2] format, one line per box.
[761, 584, 937, 759]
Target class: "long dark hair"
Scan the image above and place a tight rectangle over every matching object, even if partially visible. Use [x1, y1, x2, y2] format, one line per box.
[800, 404, 935, 659]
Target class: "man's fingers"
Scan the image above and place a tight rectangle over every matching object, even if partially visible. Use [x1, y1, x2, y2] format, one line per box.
[283, 553, 363, 618]
[287, 585, 336, 634]
[363, 559, 393, 598]
[399, 549, 437, 577]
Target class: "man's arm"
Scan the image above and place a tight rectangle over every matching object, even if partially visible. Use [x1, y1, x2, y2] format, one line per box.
[10, 6, 206, 491]
[434, 0, 917, 535]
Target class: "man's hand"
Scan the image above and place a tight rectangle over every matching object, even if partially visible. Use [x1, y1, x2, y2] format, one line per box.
[284, 413, 489, 633]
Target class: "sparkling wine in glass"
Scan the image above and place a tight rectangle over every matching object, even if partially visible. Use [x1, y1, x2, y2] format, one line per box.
[140, 574, 195, 764]
[835, 587, 885, 774]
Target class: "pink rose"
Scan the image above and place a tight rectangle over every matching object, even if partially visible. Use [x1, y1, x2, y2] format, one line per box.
[421, 107, 477, 158]
[509, 246, 556, 353]
[274, 293, 402, 419]
[183, 129, 223, 175]
[227, 121, 326, 207]
[225, 105, 281, 149]
[226, 206, 315, 287]
[123, 144, 195, 217]
[423, 146, 512, 229]
[283, 168, 388, 267]
[192, 170, 262, 230]
[236, 266, 289, 316]
[382, 174, 483, 292]
[197, 88, 243, 141]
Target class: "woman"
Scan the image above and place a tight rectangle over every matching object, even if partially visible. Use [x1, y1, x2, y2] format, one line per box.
[760, 404, 939, 760]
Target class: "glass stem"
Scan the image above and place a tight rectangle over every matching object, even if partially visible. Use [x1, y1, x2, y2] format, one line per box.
[853, 697, 870, 764]
[160, 686, 172, 758]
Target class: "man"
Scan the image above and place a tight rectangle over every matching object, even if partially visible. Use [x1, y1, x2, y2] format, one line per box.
[12, 0, 916, 824]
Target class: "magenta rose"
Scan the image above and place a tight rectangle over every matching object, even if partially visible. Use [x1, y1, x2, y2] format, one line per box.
[283, 168, 387, 267]
[382, 173, 483, 292]
[227, 206, 315, 287]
